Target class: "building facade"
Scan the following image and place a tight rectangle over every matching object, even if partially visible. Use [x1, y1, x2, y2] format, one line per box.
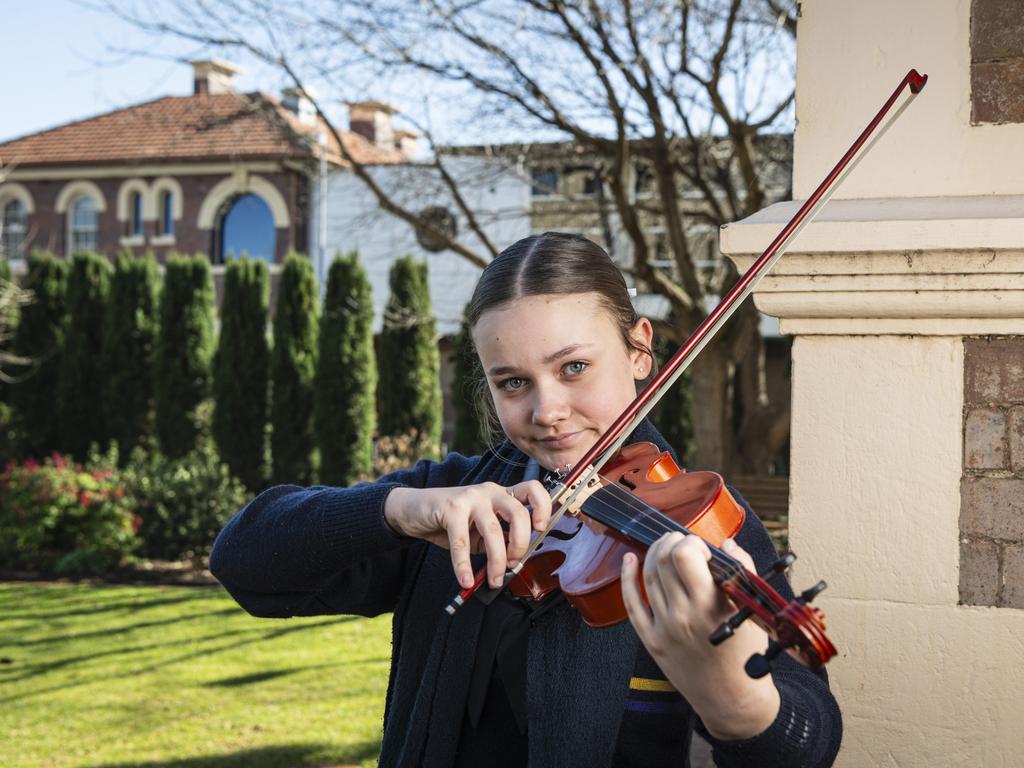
[0, 60, 406, 268]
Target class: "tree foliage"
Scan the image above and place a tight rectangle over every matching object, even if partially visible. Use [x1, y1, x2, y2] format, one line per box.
[58, 252, 112, 461]
[271, 253, 319, 485]
[449, 312, 487, 456]
[104, 251, 160, 464]
[10, 253, 67, 458]
[114, 0, 798, 474]
[212, 257, 270, 492]
[379, 255, 442, 459]
[315, 252, 377, 485]
[155, 254, 215, 460]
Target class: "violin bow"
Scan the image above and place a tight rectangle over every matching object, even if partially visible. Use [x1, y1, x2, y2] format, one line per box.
[447, 67, 928, 616]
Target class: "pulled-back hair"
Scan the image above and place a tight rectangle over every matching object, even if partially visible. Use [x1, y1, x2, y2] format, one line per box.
[466, 232, 653, 447]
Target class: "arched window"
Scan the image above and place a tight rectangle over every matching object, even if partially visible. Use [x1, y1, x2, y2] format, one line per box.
[217, 193, 275, 263]
[158, 190, 175, 236]
[69, 197, 99, 255]
[128, 191, 144, 237]
[2, 198, 27, 260]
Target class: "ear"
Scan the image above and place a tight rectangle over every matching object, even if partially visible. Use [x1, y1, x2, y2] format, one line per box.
[628, 316, 654, 379]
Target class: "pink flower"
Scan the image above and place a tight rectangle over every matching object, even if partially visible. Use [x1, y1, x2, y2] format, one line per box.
[78, 491, 91, 508]
[50, 452, 67, 469]
[23, 458, 39, 470]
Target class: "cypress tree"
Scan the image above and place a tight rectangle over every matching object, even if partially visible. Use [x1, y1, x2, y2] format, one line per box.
[104, 251, 159, 464]
[379, 255, 442, 459]
[315, 251, 377, 485]
[212, 257, 270, 491]
[10, 252, 68, 457]
[0, 259, 22, 463]
[155, 254, 215, 459]
[271, 253, 319, 485]
[58, 251, 112, 460]
[450, 312, 487, 455]
[651, 334, 695, 466]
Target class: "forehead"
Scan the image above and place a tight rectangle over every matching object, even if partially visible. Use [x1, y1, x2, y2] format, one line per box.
[471, 293, 620, 363]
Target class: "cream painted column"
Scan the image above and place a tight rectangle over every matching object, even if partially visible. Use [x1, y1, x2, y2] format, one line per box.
[722, 198, 1024, 766]
[719, 1, 1024, 762]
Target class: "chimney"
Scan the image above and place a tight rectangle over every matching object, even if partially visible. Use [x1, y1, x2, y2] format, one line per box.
[347, 101, 397, 149]
[393, 129, 422, 160]
[191, 59, 242, 95]
[282, 86, 318, 126]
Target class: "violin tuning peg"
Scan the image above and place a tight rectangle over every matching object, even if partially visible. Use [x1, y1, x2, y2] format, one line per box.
[773, 552, 797, 573]
[798, 580, 827, 605]
[744, 642, 785, 679]
[759, 552, 797, 579]
[709, 607, 753, 646]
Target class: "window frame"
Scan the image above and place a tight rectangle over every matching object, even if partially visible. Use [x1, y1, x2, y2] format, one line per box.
[1, 198, 28, 260]
[68, 196, 100, 255]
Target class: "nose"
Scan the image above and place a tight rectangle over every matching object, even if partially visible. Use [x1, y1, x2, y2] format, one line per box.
[531, 382, 570, 427]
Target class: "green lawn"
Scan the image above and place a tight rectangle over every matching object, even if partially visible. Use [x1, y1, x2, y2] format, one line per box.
[0, 582, 393, 768]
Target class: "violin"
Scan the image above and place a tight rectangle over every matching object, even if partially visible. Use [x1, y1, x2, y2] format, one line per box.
[446, 68, 929, 678]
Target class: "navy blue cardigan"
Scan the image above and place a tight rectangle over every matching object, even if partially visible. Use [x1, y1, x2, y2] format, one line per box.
[210, 423, 841, 767]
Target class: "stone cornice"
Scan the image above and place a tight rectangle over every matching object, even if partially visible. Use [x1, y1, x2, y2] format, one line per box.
[721, 195, 1024, 335]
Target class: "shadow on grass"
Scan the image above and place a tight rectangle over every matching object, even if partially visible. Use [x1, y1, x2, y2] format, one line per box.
[204, 657, 391, 688]
[0, 616, 361, 701]
[87, 741, 381, 768]
[8, 605, 240, 647]
[0, 591, 215, 621]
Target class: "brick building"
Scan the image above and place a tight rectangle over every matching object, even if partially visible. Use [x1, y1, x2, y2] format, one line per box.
[0, 60, 407, 266]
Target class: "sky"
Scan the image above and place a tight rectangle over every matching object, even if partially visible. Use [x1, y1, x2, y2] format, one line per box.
[0, 1, 287, 144]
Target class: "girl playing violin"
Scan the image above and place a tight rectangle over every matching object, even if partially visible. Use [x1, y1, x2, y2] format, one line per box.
[210, 232, 841, 767]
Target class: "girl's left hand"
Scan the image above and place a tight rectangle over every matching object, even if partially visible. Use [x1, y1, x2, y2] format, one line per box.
[621, 533, 781, 741]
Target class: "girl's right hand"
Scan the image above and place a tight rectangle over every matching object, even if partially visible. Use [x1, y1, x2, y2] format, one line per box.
[384, 481, 552, 590]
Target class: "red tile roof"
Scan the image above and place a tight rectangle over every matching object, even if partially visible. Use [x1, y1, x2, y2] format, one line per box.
[0, 92, 405, 168]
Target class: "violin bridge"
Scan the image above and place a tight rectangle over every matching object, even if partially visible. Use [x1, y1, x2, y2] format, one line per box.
[560, 468, 603, 517]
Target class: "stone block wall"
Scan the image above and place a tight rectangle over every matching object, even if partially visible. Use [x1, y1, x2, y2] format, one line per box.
[971, 0, 1024, 124]
[961, 337, 1024, 607]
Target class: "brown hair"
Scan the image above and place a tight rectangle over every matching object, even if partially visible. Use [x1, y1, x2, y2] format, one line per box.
[466, 232, 653, 446]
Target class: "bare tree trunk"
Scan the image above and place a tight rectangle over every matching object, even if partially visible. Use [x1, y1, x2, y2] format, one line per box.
[690, 343, 735, 474]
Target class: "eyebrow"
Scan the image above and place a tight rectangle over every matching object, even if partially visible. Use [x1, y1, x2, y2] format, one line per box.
[486, 344, 593, 377]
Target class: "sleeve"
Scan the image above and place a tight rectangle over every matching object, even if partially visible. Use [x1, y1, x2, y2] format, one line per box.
[208, 453, 480, 620]
[695, 487, 843, 768]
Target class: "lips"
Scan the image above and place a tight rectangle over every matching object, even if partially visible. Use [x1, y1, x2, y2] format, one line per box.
[538, 431, 581, 449]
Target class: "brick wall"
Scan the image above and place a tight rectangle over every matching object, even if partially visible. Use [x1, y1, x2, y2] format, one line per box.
[12, 167, 305, 264]
[971, 0, 1024, 124]
[960, 337, 1024, 607]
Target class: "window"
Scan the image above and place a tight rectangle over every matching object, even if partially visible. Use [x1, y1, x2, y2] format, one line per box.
[128, 191, 143, 237]
[158, 190, 175, 236]
[1, 199, 27, 260]
[217, 193, 275, 263]
[69, 197, 99, 254]
[582, 170, 602, 196]
[531, 168, 558, 196]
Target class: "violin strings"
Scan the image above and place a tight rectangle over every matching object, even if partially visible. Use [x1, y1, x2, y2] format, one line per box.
[576, 484, 750, 585]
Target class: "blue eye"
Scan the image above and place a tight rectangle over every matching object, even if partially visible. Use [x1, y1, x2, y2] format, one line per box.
[500, 377, 526, 392]
[564, 360, 588, 376]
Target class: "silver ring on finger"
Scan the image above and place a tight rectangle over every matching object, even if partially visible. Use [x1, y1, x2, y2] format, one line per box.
[506, 486, 516, 498]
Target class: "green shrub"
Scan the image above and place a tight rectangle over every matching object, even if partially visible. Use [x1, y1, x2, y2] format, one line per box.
[316, 252, 377, 485]
[155, 255, 215, 459]
[450, 313, 486, 455]
[104, 251, 159, 463]
[378, 255, 441, 460]
[59, 252, 113, 460]
[651, 339, 694, 466]
[119, 441, 249, 562]
[10, 252, 68, 458]
[271, 253, 318, 485]
[0, 452, 136, 574]
[212, 257, 270, 491]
